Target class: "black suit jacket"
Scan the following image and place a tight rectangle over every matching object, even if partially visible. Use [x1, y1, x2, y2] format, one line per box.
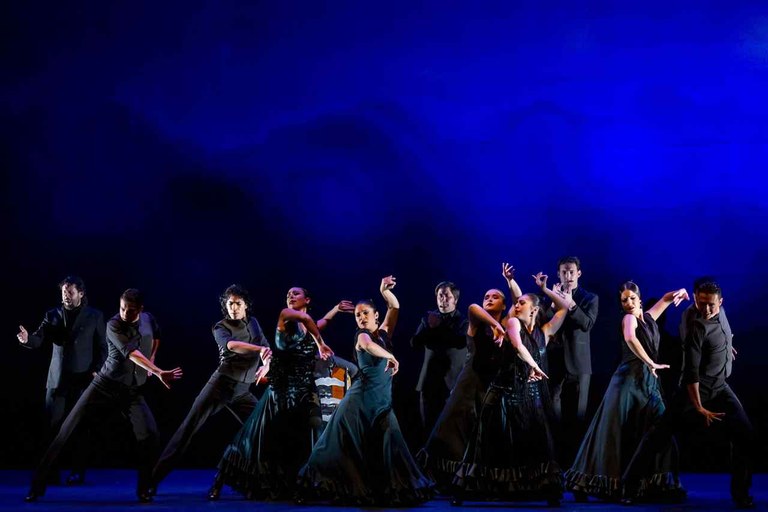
[22, 306, 107, 389]
[410, 310, 469, 392]
[547, 287, 599, 375]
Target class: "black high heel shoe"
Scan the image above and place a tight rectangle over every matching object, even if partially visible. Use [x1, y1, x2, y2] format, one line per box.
[207, 474, 223, 501]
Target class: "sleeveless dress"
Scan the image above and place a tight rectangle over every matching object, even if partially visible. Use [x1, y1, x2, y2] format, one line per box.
[454, 325, 562, 502]
[297, 328, 434, 505]
[564, 312, 683, 500]
[216, 324, 321, 499]
[416, 325, 503, 489]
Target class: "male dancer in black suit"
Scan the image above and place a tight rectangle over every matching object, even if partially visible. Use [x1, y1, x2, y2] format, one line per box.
[622, 281, 755, 508]
[410, 281, 469, 437]
[17, 276, 107, 485]
[151, 284, 272, 497]
[25, 288, 183, 503]
[545, 257, 599, 463]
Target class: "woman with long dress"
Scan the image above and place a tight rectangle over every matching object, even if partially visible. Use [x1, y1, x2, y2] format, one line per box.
[209, 287, 337, 500]
[453, 272, 567, 506]
[563, 281, 688, 502]
[297, 276, 434, 506]
[416, 284, 509, 490]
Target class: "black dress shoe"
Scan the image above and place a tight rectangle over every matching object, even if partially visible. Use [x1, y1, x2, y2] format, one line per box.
[207, 484, 222, 501]
[25, 488, 45, 502]
[146, 485, 156, 497]
[137, 490, 153, 503]
[734, 495, 755, 509]
[65, 472, 85, 486]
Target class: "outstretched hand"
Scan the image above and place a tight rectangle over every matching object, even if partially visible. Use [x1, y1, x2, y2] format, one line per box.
[318, 343, 334, 360]
[336, 300, 355, 314]
[533, 272, 548, 290]
[491, 323, 506, 347]
[527, 365, 549, 382]
[386, 357, 399, 376]
[158, 367, 183, 389]
[380, 275, 397, 292]
[697, 406, 725, 427]
[502, 262, 515, 282]
[672, 288, 689, 307]
[648, 362, 670, 379]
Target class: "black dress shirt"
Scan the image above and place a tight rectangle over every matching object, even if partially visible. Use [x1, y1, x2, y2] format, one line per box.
[212, 318, 269, 383]
[683, 313, 733, 392]
[99, 312, 160, 386]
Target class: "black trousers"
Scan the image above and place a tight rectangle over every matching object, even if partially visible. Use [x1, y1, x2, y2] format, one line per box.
[31, 375, 159, 494]
[419, 385, 450, 440]
[623, 383, 754, 500]
[551, 372, 590, 465]
[152, 373, 258, 486]
[45, 372, 93, 477]
[551, 372, 590, 422]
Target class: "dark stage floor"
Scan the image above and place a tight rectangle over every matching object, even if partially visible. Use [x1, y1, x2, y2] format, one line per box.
[1, 470, 765, 511]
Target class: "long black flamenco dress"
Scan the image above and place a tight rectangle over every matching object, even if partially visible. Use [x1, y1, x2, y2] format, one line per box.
[297, 329, 434, 506]
[564, 312, 683, 501]
[454, 325, 562, 503]
[215, 325, 321, 499]
[416, 325, 503, 489]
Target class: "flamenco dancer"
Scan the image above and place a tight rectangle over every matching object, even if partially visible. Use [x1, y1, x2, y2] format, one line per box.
[417, 268, 515, 490]
[453, 271, 567, 506]
[150, 284, 271, 493]
[209, 286, 335, 500]
[564, 281, 688, 502]
[297, 276, 434, 506]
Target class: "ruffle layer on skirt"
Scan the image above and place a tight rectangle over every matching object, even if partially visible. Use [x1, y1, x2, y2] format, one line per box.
[297, 464, 435, 506]
[454, 460, 562, 499]
[217, 448, 293, 499]
[564, 468, 685, 502]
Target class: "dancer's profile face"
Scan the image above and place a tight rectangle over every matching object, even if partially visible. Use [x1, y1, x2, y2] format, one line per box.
[620, 290, 641, 314]
[226, 295, 248, 320]
[286, 287, 310, 310]
[513, 295, 537, 321]
[354, 303, 378, 330]
[119, 299, 143, 323]
[482, 289, 505, 313]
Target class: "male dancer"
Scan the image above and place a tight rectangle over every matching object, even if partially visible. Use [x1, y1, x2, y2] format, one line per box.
[17, 276, 106, 485]
[410, 281, 469, 437]
[623, 281, 755, 508]
[151, 284, 271, 495]
[546, 257, 598, 463]
[25, 289, 182, 503]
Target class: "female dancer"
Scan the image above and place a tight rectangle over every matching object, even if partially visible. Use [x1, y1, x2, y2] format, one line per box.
[453, 272, 567, 506]
[209, 286, 336, 500]
[564, 281, 688, 502]
[297, 276, 434, 506]
[416, 283, 509, 490]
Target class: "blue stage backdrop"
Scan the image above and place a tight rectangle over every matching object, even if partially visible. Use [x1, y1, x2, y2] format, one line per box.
[2, 2, 766, 468]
